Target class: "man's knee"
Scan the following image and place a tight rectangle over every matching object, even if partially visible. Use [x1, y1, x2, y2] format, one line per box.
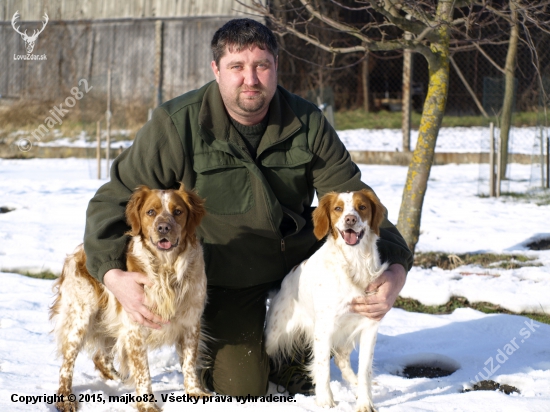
[201, 344, 269, 396]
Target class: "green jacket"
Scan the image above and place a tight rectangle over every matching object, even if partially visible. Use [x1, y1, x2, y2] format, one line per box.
[84, 81, 413, 287]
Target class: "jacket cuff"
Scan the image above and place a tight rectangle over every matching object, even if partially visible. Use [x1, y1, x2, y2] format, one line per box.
[97, 260, 126, 284]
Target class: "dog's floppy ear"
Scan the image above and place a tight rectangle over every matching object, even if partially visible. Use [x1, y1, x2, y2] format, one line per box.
[360, 189, 386, 236]
[177, 183, 206, 235]
[125, 186, 151, 236]
[312, 192, 338, 240]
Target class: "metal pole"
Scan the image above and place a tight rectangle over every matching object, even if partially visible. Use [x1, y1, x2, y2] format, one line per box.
[489, 122, 495, 197]
[106, 68, 111, 179]
[96, 120, 101, 180]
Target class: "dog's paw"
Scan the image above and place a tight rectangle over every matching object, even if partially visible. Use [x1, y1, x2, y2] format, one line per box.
[55, 399, 77, 412]
[136, 403, 161, 412]
[315, 392, 336, 408]
[355, 401, 377, 412]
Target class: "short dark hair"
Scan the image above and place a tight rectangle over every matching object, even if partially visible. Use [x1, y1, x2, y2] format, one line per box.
[211, 18, 278, 67]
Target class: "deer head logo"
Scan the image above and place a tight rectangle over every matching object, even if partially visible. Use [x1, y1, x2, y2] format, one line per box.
[12, 11, 49, 55]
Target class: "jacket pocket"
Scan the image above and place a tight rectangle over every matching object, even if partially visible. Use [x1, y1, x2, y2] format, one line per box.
[193, 152, 254, 215]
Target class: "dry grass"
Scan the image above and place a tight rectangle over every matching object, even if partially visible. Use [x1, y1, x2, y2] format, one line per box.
[414, 251, 540, 270]
[0, 98, 149, 142]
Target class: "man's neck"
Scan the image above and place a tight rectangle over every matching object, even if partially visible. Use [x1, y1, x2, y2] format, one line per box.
[225, 107, 269, 126]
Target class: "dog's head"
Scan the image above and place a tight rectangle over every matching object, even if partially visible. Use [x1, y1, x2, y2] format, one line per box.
[312, 189, 386, 245]
[125, 184, 206, 252]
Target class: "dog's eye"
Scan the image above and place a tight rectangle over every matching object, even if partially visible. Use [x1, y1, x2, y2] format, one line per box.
[335, 207, 342, 212]
[147, 209, 155, 216]
[174, 209, 182, 216]
[359, 205, 366, 210]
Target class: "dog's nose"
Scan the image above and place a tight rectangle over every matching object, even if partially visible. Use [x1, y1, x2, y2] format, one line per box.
[345, 214, 357, 226]
[157, 222, 171, 234]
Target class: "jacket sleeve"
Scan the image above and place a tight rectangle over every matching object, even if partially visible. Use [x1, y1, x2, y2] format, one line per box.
[83, 108, 185, 282]
[309, 115, 413, 272]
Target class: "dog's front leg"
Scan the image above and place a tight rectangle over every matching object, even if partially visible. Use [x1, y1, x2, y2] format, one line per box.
[312, 321, 336, 408]
[334, 345, 358, 386]
[122, 328, 160, 412]
[355, 320, 380, 412]
[178, 320, 211, 397]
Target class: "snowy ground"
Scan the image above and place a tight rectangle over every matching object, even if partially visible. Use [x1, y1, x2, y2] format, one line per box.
[1, 129, 550, 411]
[27, 125, 547, 155]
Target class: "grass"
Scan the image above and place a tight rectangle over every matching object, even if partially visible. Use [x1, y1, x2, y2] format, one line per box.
[333, 109, 542, 130]
[414, 251, 540, 270]
[395, 296, 550, 325]
[3, 269, 58, 280]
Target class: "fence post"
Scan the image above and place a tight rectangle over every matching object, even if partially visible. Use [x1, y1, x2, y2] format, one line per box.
[106, 68, 112, 179]
[546, 133, 549, 189]
[155, 20, 164, 108]
[96, 120, 101, 180]
[496, 130, 502, 197]
[489, 122, 495, 196]
[362, 51, 370, 113]
[401, 33, 412, 152]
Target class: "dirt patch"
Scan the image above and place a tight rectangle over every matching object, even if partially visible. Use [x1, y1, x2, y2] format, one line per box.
[527, 238, 550, 251]
[463, 380, 520, 395]
[402, 366, 455, 379]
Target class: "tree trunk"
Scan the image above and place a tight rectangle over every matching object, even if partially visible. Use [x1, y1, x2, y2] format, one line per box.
[396, 1, 453, 253]
[499, 0, 519, 179]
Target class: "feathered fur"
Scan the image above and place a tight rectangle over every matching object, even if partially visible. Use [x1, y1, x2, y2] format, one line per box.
[265, 189, 389, 412]
[50, 184, 210, 412]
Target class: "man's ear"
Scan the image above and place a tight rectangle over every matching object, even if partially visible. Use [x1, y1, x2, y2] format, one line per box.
[211, 61, 220, 82]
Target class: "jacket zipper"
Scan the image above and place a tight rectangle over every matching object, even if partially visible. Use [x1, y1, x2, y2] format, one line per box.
[281, 239, 285, 252]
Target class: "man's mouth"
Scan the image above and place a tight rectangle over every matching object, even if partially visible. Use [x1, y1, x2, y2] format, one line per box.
[152, 237, 179, 251]
[339, 229, 364, 246]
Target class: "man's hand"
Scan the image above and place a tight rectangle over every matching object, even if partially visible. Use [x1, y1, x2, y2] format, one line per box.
[103, 269, 168, 330]
[349, 263, 407, 321]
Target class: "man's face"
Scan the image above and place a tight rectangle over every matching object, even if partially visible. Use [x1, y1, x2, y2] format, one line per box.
[211, 45, 278, 125]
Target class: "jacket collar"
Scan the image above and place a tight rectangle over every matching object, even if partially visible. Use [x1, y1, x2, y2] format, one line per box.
[198, 82, 303, 152]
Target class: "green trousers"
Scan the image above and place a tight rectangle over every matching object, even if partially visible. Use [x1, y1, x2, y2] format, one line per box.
[200, 281, 280, 396]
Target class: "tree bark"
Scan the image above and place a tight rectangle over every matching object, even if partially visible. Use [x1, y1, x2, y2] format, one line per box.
[396, 1, 453, 253]
[499, 0, 519, 179]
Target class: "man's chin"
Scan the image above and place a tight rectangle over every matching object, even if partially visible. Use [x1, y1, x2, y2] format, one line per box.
[237, 101, 266, 114]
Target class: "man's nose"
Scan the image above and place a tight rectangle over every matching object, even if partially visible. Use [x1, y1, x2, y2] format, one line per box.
[243, 67, 258, 86]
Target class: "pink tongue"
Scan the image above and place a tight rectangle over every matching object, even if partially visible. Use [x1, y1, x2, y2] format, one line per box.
[343, 230, 359, 245]
[157, 240, 172, 250]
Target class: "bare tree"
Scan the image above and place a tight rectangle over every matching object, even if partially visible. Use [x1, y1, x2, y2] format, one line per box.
[245, 0, 550, 253]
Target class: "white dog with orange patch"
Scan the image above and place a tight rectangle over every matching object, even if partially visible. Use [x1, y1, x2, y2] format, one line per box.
[50, 185, 210, 412]
[265, 189, 389, 412]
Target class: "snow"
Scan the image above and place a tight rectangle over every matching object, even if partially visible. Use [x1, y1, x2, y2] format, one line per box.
[338, 126, 546, 154]
[1, 127, 550, 411]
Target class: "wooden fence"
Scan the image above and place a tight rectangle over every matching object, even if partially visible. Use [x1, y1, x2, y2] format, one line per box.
[0, 16, 236, 105]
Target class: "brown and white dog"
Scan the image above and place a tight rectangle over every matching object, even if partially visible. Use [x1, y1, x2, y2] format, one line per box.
[265, 189, 389, 412]
[50, 185, 210, 412]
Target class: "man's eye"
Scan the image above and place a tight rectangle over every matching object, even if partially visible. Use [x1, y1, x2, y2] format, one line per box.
[147, 209, 155, 216]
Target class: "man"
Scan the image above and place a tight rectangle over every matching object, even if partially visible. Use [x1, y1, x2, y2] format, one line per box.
[84, 18, 412, 397]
